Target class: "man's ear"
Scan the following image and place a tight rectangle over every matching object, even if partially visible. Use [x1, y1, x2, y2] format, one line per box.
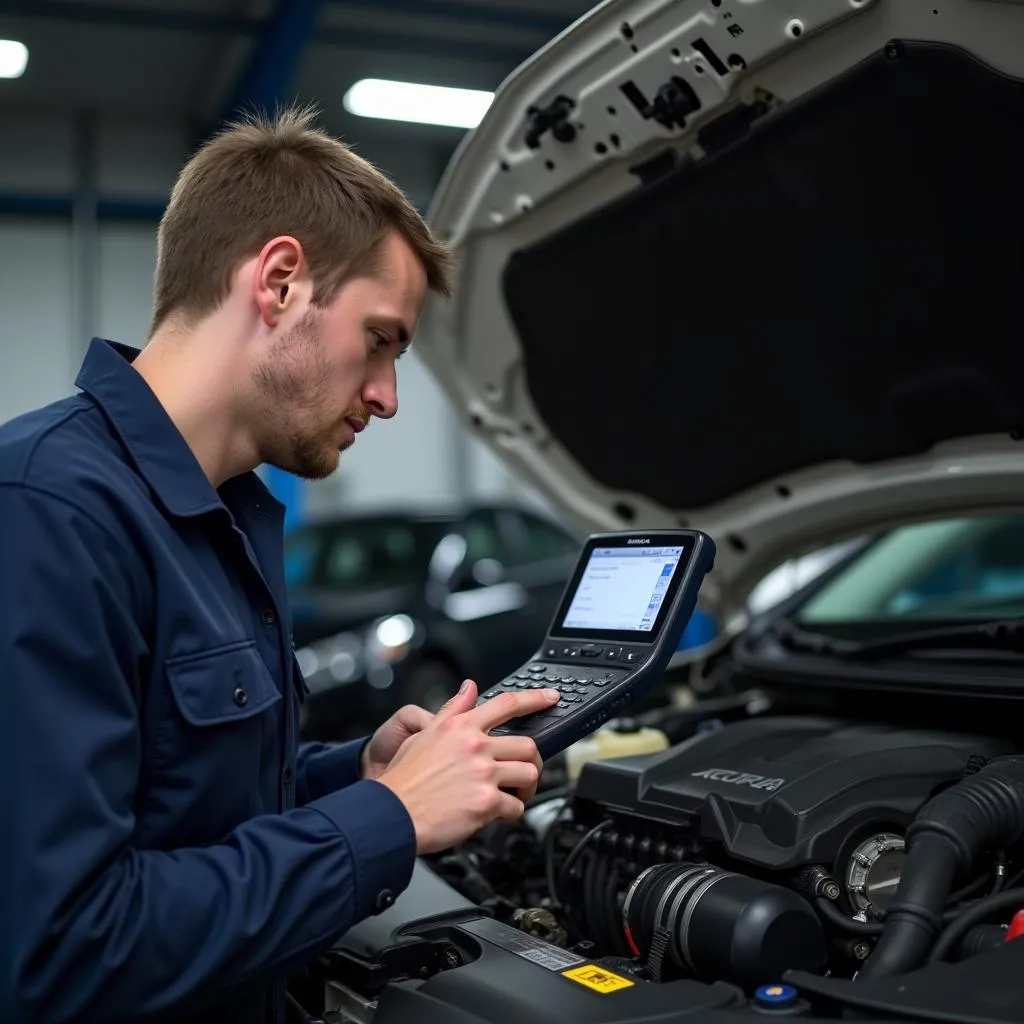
[252, 236, 308, 328]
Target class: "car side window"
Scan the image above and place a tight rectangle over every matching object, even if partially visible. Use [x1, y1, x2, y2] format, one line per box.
[321, 523, 423, 589]
[525, 514, 577, 560]
[504, 511, 578, 567]
[461, 511, 507, 565]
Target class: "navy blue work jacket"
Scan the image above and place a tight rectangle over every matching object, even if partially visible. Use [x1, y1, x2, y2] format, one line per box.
[0, 338, 417, 1024]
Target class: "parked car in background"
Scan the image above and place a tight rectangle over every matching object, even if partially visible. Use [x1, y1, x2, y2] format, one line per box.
[286, 501, 580, 739]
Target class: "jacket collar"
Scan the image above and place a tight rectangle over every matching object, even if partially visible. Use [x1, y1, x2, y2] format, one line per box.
[75, 337, 283, 521]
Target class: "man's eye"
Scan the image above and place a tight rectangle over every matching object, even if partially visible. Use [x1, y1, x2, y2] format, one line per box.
[371, 331, 390, 351]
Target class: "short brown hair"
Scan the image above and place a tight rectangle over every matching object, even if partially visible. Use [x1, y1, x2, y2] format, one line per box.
[149, 104, 453, 336]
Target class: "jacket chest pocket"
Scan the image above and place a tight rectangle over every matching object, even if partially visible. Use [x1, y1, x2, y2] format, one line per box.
[155, 641, 283, 820]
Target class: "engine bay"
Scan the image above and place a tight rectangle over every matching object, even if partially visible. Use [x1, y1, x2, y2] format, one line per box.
[295, 685, 1024, 1024]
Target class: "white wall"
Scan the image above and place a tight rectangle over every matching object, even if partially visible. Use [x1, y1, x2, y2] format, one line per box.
[0, 110, 534, 513]
[0, 218, 75, 417]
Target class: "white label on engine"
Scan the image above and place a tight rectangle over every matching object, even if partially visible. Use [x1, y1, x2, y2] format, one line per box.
[460, 917, 586, 971]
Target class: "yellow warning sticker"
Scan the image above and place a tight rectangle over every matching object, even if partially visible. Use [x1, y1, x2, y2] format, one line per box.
[562, 964, 635, 993]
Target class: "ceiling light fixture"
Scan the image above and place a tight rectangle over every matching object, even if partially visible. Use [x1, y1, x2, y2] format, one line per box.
[343, 78, 493, 129]
[0, 39, 28, 79]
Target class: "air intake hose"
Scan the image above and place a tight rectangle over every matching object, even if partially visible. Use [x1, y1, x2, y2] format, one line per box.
[860, 756, 1024, 978]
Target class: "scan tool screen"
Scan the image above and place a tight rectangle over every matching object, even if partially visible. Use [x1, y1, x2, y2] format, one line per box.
[561, 545, 685, 633]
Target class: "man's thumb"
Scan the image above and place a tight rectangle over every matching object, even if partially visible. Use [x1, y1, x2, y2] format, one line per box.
[436, 678, 477, 719]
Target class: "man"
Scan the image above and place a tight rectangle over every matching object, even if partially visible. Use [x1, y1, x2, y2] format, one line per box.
[0, 107, 560, 1024]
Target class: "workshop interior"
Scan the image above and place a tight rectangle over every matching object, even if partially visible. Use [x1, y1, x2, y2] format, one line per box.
[5, 0, 1024, 1022]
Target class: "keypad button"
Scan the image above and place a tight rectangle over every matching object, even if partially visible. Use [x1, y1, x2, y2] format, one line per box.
[580, 644, 602, 657]
[623, 650, 642, 663]
[529, 681, 545, 689]
[516, 681, 531, 688]
[483, 688, 502, 699]
[593, 678, 610, 687]
[502, 679, 517, 687]
[605, 647, 622, 661]
[556, 700, 571, 710]
[558, 676, 576, 684]
[529, 663, 546, 673]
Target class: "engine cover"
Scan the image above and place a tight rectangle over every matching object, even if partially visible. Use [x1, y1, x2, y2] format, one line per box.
[573, 716, 1012, 870]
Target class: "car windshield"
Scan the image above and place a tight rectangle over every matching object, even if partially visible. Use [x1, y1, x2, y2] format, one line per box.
[284, 519, 447, 591]
[796, 514, 1024, 628]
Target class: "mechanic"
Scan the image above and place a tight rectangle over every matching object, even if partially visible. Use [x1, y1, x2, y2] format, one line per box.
[0, 106, 561, 1024]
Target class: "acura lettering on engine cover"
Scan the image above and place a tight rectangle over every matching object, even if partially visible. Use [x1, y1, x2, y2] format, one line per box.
[690, 768, 786, 792]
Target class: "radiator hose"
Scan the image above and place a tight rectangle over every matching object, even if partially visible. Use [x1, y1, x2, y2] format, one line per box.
[859, 756, 1024, 978]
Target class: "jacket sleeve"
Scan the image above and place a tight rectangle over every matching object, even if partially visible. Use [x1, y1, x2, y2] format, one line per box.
[295, 737, 371, 804]
[0, 485, 417, 1024]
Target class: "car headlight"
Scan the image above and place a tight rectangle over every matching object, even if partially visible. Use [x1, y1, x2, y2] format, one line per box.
[367, 613, 416, 664]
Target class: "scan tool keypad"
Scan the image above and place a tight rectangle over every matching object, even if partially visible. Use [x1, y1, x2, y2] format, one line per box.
[476, 660, 630, 720]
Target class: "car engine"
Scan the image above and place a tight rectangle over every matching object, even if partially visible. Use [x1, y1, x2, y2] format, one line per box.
[302, 704, 1024, 1023]
[560, 716, 1013, 980]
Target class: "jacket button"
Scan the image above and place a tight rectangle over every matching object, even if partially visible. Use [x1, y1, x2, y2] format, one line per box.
[375, 889, 395, 912]
[261, 609, 277, 628]
[282, 764, 294, 786]
[233, 686, 248, 707]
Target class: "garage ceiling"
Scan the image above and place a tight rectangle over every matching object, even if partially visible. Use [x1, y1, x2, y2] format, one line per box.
[0, 0, 595, 136]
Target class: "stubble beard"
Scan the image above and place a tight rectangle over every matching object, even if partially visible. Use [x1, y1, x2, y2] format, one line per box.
[252, 311, 341, 481]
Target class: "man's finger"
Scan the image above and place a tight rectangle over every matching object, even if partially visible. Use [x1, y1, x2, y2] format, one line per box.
[495, 790, 527, 823]
[488, 734, 541, 764]
[508, 775, 542, 804]
[434, 679, 478, 721]
[496, 759, 543, 803]
[470, 688, 560, 731]
[395, 704, 434, 734]
[496, 759, 540, 792]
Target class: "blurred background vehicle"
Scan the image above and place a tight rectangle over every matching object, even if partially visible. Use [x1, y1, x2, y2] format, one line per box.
[287, 501, 580, 739]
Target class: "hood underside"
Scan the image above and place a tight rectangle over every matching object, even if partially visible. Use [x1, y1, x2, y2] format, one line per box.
[416, 0, 1024, 618]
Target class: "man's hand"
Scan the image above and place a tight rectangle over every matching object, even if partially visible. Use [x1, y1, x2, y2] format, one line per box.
[360, 702, 436, 780]
[376, 680, 559, 854]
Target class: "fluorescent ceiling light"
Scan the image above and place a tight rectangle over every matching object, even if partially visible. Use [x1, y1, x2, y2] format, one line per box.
[0, 39, 28, 79]
[343, 78, 493, 129]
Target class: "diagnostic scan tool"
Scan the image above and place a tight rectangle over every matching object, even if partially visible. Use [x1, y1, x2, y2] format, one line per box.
[480, 530, 715, 759]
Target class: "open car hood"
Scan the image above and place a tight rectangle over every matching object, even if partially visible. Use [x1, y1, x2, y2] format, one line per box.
[416, 0, 1024, 620]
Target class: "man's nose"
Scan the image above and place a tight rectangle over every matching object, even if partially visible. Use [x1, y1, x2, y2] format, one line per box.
[363, 365, 398, 420]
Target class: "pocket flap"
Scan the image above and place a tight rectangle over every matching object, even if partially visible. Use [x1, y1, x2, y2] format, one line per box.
[166, 642, 282, 726]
